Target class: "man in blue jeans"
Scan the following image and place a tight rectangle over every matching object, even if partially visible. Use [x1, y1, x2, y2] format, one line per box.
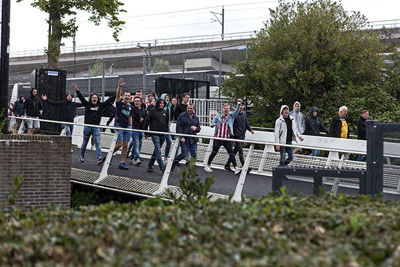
[274, 105, 304, 166]
[105, 78, 132, 170]
[143, 98, 169, 172]
[74, 83, 116, 164]
[128, 96, 146, 165]
[171, 104, 200, 171]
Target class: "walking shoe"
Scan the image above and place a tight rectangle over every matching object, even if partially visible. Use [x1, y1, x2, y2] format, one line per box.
[224, 165, 233, 172]
[204, 165, 213, 173]
[234, 167, 242, 175]
[147, 168, 155, 173]
[171, 163, 176, 172]
[129, 158, 135, 165]
[79, 156, 85, 163]
[98, 157, 105, 165]
[160, 166, 166, 172]
[119, 162, 129, 170]
[136, 159, 142, 166]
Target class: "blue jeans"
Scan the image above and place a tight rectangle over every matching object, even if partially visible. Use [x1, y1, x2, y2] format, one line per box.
[129, 131, 144, 160]
[174, 140, 197, 163]
[310, 150, 320, 156]
[279, 143, 294, 167]
[81, 126, 102, 159]
[165, 128, 172, 158]
[61, 123, 74, 136]
[357, 154, 365, 161]
[117, 126, 132, 142]
[148, 135, 166, 170]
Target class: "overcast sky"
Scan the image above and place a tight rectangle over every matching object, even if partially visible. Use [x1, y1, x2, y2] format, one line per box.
[9, 0, 400, 53]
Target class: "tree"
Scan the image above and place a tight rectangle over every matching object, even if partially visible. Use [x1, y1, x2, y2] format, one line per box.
[221, 0, 400, 127]
[152, 58, 171, 73]
[17, 0, 126, 69]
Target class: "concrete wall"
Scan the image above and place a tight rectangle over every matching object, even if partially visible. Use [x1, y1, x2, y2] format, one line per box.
[0, 134, 71, 209]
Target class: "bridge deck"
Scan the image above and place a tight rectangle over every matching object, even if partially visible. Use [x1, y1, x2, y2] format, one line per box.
[70, 149, 400, 200]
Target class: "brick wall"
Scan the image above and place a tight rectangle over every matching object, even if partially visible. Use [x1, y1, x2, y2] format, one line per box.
[0, 134, 71, 209]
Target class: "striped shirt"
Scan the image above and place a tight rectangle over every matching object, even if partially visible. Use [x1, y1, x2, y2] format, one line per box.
[216, 117, 230, 138]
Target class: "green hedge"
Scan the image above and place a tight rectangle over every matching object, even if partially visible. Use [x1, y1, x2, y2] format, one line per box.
[1, 193, 400, 265]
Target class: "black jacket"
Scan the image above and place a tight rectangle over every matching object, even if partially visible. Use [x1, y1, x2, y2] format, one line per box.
[176, 112, 201, 143]
[24, 89, 43, 117]
[45, 98, 83, 122]
[329, 115, 349, 138]
[76, 90, 116, 125]
[143, 99, 168, 135]
[175, 103, 187, 118]
[357, 116, 367, 140]
[171, 104, 179, 121]
[233, 111, 253, 139]
[304, 107, 329, 136]
[131, 106, 146, 129]
[13, 97, 25, 116]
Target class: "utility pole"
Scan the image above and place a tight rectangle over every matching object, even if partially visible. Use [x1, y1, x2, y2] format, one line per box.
[101, 59, 105, 102]
[0, 0, 11, 132]
[142, 55, 147, 94]
[147, 43, 152, 73]
[88, 65, 91, 98]
[211, 6, 224, 99]
[73, 35, 76, 78]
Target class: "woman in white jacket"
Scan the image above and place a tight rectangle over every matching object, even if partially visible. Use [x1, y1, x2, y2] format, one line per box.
[274, 105, 304, 166]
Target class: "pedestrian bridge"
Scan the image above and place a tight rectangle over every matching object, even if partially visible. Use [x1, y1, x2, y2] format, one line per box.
[62, 116, 400, 201]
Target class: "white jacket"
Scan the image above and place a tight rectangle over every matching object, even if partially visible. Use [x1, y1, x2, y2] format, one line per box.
[274, 105, 301, 144]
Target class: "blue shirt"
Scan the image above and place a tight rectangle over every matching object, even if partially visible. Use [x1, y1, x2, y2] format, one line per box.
[115, 100, 132, 128]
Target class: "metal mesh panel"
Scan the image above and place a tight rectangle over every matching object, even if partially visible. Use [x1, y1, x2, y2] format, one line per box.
[190, 98, 226, 126]
[71, 168, 99, 183]
[99, 175, 160, 195]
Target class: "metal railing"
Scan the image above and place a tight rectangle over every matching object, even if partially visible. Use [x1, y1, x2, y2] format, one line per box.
[10, 31, 256, 58]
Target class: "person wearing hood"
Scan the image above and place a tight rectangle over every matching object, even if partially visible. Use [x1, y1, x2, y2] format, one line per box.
[204, 99, 243, 175]
[356, 110, 369, 161]
[290, 101, 305, 134]
[41, 93, 83, 136]
[22, 88, 43, 134]
[13, 96, 25, 130]
[143, 98, 169, 172]
[74, 83, 116, 164]
[274, 105, 304, 166]
[304, 107, 329, 156]
[159, 93, 172, 163]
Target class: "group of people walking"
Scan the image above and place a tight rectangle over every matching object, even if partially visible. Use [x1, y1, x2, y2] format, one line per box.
[274, 101, 369, 167]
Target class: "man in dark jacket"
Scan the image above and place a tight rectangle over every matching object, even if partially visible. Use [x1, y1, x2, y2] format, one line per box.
[356, 110, 369, 161]
[329, 106, 349, 139]
[22, 88, 43, 134]
[143, 98, 169, 172]
[74, 83, 116, 164]
[304, 107, 329, 156]
[175, 93, 190, 117]
[171, 104, 201, 171]
[41, 93, 83, 136]
[225, 103, 254, 170]
[13, 96, 25, 130]
[128, 96, 147, 165]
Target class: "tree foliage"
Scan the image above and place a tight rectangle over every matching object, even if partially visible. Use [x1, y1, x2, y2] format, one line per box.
[221, 0, 400, 127]
[152, 58, 171, 73]
[17, 0, 126, 69]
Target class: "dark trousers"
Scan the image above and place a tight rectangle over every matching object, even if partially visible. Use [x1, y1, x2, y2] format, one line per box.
[226, 137, 244, 167]
[208, 140, 237, 167]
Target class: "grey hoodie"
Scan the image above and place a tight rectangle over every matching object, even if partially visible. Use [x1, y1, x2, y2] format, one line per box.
[289, 101, 305, 134]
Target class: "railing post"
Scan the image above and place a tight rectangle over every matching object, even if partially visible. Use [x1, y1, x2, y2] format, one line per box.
[258, 144, 274, 172]
[331, 153, 345, 195]
[366, 120, 384, 195]
[95, 130, 119, 184]
[153, 138, 180, 195]
[232, 144, 254, 202]
[203, 139, 214, 166]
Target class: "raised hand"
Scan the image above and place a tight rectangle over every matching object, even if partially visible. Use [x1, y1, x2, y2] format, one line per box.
[118, 78, 125, 88]
[72, 83, 78, 91]
[41, 94, 47, 101]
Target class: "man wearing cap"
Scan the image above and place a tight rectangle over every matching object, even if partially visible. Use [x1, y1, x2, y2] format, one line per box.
[274, 105, 304, 167]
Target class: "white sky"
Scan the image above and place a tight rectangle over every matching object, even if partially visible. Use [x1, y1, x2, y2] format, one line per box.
[9, 0, 400, 52]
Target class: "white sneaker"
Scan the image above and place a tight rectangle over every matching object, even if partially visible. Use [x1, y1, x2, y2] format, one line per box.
[136, 159, 142, 166]
[234, 167, 242, 175]
[129, 159, 135, 165]
[204, 165, 213, 173]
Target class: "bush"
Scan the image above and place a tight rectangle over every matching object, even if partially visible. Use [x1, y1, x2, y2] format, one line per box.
[1, 193, 400, 265]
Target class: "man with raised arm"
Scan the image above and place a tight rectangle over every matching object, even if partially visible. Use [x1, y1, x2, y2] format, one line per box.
[204, 99, 243, 175]
[275, 105, 304, 167]
[41, 93, 83, 136]
[171, 104, 201, 171]
[105, 78, 133, 170]
[74, 82, 116, 164]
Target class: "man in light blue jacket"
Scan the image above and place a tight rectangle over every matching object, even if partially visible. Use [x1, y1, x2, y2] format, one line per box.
[204, 99, 242, 175]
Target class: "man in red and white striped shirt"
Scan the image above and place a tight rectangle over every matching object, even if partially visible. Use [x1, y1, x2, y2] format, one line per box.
[204, 99, 242, 175]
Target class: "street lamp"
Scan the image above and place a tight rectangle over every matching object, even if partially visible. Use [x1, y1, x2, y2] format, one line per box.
[137, 43, 152, 94]
[210, 6, 224, 99]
